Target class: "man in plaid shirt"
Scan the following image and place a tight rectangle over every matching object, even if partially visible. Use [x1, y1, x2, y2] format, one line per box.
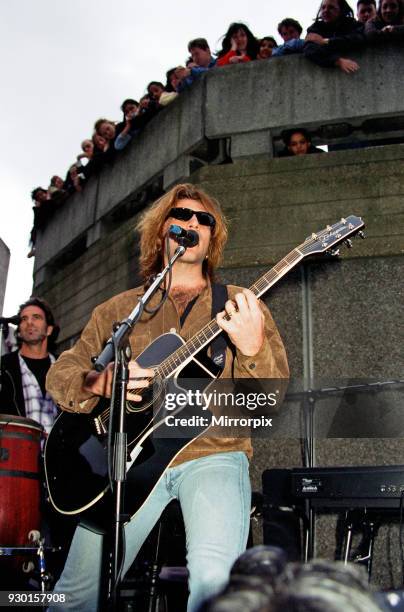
[0, 297, 59, 433]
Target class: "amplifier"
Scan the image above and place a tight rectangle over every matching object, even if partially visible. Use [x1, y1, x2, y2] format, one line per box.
[291, 465, 404, 509]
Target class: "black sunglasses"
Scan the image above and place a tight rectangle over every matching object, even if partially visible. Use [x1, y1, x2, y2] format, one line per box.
[168, 207, 216, 228]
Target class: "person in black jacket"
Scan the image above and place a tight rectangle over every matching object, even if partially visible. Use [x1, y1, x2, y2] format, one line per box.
[304, 0, 366, 72]
[27, 187, 50, 258]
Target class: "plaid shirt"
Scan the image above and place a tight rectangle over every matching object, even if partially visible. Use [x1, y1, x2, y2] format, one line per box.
[19, 353, 58, 435]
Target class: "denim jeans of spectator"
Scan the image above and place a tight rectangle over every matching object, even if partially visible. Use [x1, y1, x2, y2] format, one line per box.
[50, 451, 251, 612]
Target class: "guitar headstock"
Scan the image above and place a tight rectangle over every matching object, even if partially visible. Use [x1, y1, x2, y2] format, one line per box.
[300, 216, 365, 257]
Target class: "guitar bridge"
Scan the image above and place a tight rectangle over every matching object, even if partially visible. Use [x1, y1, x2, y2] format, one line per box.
[94, 416, 107, 435]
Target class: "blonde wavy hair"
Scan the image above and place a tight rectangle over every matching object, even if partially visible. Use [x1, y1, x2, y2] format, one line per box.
[136, 183, 228, 282]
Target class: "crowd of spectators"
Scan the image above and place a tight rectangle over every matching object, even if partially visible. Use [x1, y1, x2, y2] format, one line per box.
[28, 0, 404, 257]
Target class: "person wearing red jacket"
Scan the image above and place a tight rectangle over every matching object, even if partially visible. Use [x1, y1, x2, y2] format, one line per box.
[216, 22, 259, 66]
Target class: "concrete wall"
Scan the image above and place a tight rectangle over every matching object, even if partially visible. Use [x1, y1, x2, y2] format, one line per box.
[0, 238, 10, 315]
[33, 45, 404, 282]
[38, 143, 404, 350]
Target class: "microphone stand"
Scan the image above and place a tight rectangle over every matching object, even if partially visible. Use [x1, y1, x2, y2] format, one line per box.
[0, 316, 18, 392]
[0, 321, 7, 393]
[93, 245, 186, 612]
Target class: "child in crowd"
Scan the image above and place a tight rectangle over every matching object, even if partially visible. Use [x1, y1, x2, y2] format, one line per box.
[77, 139, 94, 162]
[166, 67, 181, 92]
[257, 37, 278, 59]
[116, 93, 162, 140]
[189, 38, 216, 70]
[114, 99, 140, 151]
[93, 119, 117, 164]
[175, 38, 217, 89]
[64, 164, 84, 194]
[147, 81, 165, 101]
[357, 0, 377, 22]
[272, 18, 305, 56]
[92, 132, 108, 154]
[147, 81, 177, 106]
[48, 176, 65, 196]
[47, 175, 67, 204]
[278, 129, 324, 156]
[94, 119, 116, 144]
[89, 128, 114, 174]
[115, 100, 139, 135]
[216, 22, 259, 66]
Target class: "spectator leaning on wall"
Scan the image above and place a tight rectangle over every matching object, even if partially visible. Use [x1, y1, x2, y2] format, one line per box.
[114, 99, 140, 151]
[216, 22, 259, 66]
[175, 38, 216, 91]
[147, 80, 177, 107]
[365, 0, 404, 41]
[257, 37, 278, 59]
[27, 187, 50, 258]
[272, 18, 305, 56]
[304, 0, 366, 73]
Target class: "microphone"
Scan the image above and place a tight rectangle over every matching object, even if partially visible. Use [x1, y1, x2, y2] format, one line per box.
[168, 225, 199, 247]
[0, 315, 19, 326]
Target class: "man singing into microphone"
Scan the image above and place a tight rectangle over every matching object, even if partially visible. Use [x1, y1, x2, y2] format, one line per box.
[46, 183, 289, 611]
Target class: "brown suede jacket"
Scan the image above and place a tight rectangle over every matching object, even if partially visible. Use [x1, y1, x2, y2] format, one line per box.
[46, 282, 289, 466]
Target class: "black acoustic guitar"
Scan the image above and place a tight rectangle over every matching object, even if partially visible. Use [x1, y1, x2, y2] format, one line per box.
[44, 216, 364, 519]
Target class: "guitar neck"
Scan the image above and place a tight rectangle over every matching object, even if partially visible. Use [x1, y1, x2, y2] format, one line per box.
[158, 247, 304, 377]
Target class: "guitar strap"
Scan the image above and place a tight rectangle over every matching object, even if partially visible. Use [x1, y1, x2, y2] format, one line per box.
[180, 295, 199, 328]
[210, 282, 236, 373]
[180, 283, 235, 375]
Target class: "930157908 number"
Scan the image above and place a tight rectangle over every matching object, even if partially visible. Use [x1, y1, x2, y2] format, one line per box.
[1, 592, 67, 606]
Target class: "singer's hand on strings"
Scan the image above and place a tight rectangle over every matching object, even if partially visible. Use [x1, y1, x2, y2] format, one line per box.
[84, 361, 153, 401]
[127, 361, 154, 401]
[216, 289, 265, 357]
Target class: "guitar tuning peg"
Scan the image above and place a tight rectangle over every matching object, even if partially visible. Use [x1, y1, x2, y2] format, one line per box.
[345, 239, 353, 249]
[329, 248, 340, 257]
[358, 231, 365, 239]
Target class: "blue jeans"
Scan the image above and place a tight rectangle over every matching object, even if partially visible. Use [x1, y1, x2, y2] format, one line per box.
[50, 451, 251, 612]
